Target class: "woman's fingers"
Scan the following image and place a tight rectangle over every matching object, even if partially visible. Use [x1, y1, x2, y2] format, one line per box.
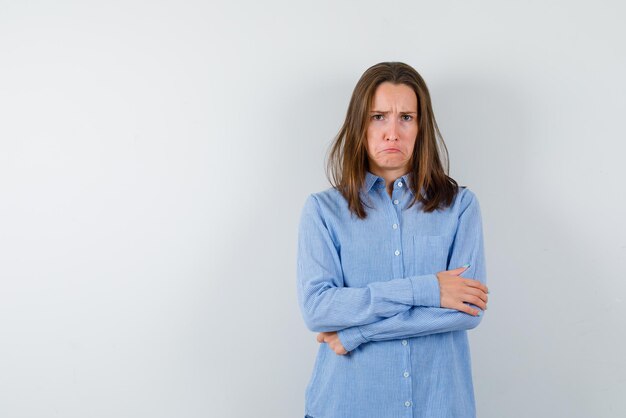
[437, 269, 489, 314]
[447, 266, 469, 276]
[316, 332, 348, 355]
[454, 302, 482, 316]
[466, 286, 488, 304]
[334, 345, 347, 355]
[463, 278, 489, 295]
[466, 294, 487, 311]
[446, 265, 489, 295]
[462, 285, 488, 310]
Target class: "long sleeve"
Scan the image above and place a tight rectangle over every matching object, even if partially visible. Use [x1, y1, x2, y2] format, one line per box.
[337, 188, 487, 352]
[297, 194, 441, 332]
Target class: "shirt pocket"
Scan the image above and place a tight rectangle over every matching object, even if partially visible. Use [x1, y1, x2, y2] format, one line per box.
[412, 234, 453, 274]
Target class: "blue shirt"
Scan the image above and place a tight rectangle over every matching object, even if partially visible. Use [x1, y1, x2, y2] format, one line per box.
[296, 171, 487, 418]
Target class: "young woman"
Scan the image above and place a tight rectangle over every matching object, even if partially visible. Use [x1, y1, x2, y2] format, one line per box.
[297, 62, 490, 418]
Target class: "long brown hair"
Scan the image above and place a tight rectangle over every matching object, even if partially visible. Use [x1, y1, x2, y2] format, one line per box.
[326, 61, 459, 219]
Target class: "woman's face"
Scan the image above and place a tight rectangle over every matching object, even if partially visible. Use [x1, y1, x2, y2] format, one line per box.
[365, 82, 418, 178]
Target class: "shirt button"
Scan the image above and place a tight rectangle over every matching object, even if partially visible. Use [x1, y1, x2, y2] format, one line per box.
[401, 340, 408, 346]
[393, 199, 399, 205]
[403, 371, 410, 378]
[405, 401, 412, 407]
[398, 182, 403, 187]
[392, 223, 398, 229]
[394, 250, 400, 256]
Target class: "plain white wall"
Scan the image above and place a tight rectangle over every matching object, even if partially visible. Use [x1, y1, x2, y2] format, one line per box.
[1, 0, 625, 417]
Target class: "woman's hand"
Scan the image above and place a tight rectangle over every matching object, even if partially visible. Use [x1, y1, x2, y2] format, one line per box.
[317, 332, 348, 355]
[437, 266, 489, 316]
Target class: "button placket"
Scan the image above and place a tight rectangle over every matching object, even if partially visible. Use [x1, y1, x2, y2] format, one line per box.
[387, 188, 404, 279]
[400, 338, 412, 411]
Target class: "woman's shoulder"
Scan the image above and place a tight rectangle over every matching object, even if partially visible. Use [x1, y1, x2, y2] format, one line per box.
[305, 187, 345, 208]
[301, 187, 348, 219]
[450, 185, 481, 214]
[456, 185, 479, 201]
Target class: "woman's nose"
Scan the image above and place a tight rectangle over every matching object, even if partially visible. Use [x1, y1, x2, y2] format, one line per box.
[386, 119, 399, 141]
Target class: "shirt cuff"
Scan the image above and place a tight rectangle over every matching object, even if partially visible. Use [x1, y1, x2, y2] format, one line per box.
[337, 326, 368, 352]
[409, 274, 440, 307]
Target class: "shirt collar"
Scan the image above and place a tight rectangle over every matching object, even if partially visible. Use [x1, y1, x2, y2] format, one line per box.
[363, 171, 415, 196]
[364, 171, 382, 192]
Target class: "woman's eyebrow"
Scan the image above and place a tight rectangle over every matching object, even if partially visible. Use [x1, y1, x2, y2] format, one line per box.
[369, 110, 417, 114]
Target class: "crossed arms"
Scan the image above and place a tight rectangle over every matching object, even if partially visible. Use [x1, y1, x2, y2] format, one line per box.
[296, 189, 488, 353]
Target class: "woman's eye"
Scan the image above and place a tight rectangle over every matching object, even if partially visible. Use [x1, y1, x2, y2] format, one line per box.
[372, 114, 384, 121]
[401, 114, 413, 121]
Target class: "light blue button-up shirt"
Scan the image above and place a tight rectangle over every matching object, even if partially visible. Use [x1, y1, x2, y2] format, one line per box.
[297, 171, 487, 418]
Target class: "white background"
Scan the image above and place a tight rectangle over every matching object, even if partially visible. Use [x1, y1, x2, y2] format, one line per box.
[1, 1, 625, 417]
